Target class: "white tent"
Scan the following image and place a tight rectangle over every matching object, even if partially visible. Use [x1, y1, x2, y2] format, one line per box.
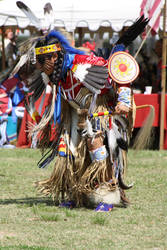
[0, 0, 142, 32]
[0, 0, 143, 70]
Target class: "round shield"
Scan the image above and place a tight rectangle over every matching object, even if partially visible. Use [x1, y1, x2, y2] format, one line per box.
[108, 51, 139, 84]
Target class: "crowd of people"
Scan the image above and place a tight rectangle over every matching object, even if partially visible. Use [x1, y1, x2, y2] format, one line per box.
[131, 37, 163, 94]
[0, 29, 29, 147]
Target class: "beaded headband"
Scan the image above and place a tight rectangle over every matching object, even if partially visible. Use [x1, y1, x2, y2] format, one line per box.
[35, 44, 61, 55]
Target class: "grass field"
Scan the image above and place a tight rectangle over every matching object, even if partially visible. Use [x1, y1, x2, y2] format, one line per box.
[0, 149, 166, 250]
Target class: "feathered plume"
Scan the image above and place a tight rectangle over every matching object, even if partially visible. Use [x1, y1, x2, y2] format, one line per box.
[107, 119, 128, 164]
[16, 1, 42, 30]
[9, 54, 28, 78]
[44, 2, 53, 15]
[9, 36, 39, 80]
[43, 2, 55, 30]
[46, 30, 85, 55]
[116, 15, 149, 47]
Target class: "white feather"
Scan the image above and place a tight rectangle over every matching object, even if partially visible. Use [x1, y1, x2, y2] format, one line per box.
[73, 64, 101, 95]
[43, 3, 55, 30]
[9, 54, 28, 78]
[41, 72, 50, 86]
[86, 118, 94, 137]
[112, 122, 121, 139]
[17, 1, 42, 30]
[107, 128, 117, 163]
[114, 115, 128, 131]
[73, 64, 91, 82]
[69, 108, 80, 156]
[118, 148, 124, 172]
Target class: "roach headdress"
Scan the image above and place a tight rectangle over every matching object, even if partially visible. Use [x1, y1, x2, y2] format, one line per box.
[35, 29, 85, 85]
[46, 30, 85, 55]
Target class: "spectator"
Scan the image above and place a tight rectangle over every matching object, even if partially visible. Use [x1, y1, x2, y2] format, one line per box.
[0, 65, 29, 147]
[0, 87, 13, 148]
[5, 31, 18, 68]
[133, 39, 163, 93]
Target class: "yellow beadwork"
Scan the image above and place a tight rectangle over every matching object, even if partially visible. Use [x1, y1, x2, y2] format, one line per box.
[35, 44, 61, 55]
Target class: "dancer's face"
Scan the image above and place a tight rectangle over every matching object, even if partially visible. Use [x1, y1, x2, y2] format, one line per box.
[37, 52, 58, 76]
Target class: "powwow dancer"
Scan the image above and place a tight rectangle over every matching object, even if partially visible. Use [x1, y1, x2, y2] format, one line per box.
[9, 14, 149, 209]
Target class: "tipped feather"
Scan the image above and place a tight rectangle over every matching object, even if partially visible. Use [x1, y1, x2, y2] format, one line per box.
[9, 54, 28, 78]
[24, 95, 35, 117]
[107, 128, 117, 163]
[16, 1, 41, 29]
[112, 122, 128, 151]
[87, 65, 108, 74]
[117, 138, 128, 151]
[116, 15, 149, 47]
[43, 2, 55, 30]
[118, 172, 133, 190]
[44, 2, 53, 15]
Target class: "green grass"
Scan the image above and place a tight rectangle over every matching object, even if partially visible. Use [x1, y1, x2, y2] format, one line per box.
[91, 214, 108, 226]
[0, 148, 166, 249]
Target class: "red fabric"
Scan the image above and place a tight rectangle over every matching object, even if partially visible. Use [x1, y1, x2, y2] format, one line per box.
[16, 108, 32, 148]
[134, 94, 160, 128]
[164, 131, 167, 149]
[1, 77, 19, 92]
[61, 73, 81, 99]
[134, 93, 167, 149]
[140, 0, 163, 33]
[72, 54, 106, 66]
[0, 89, 10, 114]
[16, 92, 54, 148]
[1, 76, 27, 109]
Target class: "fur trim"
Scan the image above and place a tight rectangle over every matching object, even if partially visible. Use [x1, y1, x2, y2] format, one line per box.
[85, 184, 121, 207]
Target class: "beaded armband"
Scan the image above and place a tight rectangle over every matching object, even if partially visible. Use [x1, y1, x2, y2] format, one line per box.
[117, 87, 131, 107]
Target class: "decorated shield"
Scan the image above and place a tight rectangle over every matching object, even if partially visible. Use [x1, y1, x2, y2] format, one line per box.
[108, 51, 139, 84]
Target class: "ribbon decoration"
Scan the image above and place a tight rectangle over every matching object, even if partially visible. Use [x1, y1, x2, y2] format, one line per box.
[90, 110, 112, 119]
[54, 84, 61, 125]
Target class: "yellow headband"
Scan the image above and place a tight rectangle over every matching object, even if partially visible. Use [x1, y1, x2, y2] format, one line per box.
[35, 44, 61, 55]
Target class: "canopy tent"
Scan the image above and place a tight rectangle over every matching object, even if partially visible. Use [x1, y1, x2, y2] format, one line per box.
[0, 0, 144, 70]
[0, 0, 142, 32]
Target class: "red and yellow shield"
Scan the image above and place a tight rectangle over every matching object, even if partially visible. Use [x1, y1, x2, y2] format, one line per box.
[108, 51, 139, 84]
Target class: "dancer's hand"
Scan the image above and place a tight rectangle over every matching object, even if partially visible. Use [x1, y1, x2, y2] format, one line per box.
[115, 104, 131, 114]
